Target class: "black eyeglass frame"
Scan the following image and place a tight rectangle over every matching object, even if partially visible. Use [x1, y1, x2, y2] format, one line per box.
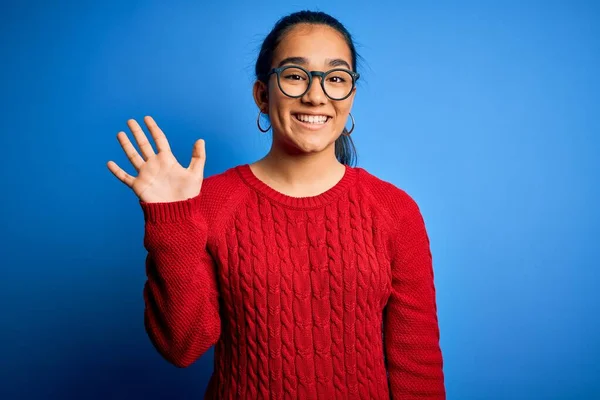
[266, 65, 360, 101]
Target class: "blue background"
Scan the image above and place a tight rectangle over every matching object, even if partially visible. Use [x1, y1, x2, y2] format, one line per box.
[1, 1, 598, 399]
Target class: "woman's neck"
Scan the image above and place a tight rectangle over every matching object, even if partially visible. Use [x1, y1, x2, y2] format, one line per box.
[249, 147, 346, 198]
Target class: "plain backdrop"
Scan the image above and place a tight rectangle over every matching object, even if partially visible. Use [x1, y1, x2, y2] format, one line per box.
[1, 1, 598, 399]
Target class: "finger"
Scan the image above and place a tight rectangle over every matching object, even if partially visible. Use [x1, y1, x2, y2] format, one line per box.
[107, 160, 135, 187]
[116, 131, 144, 171]
[188, 139, 206, 177]
[127, 119, 155, 160]
[143, 115, 172, 153]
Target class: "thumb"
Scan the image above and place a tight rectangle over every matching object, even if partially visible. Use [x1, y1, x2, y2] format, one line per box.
[188, 139, 206, 177]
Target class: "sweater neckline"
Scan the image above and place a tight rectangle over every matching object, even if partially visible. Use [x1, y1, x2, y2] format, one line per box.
[236, 163, 358, 209]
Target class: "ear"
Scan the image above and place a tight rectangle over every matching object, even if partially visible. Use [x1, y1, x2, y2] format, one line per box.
[347, 86, 357, 107]
[253, 80, 269, 113]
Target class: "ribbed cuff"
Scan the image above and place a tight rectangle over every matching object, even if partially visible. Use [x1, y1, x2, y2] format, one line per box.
[139, 192, 203, 223]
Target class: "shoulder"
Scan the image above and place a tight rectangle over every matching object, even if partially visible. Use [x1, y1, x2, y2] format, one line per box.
[201, 164, 245, 196]
[356, 167, 430, 251]
[355, 167, 423, 221]
[199, 164, 251, 227]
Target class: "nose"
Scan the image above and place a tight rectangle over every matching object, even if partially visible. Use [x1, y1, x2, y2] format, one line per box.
[301, 75, 327, 105]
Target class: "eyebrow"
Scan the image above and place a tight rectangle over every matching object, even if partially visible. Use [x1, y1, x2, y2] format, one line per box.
[277, 56, 351, 69]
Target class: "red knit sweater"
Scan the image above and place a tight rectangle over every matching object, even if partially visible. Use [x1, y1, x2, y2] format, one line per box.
[139, 163, 445, 399]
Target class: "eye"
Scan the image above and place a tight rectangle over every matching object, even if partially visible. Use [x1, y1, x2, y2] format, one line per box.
[283, 73, 305, 81]
[326, 69, 353, 83]
[328, 76, 346, 83]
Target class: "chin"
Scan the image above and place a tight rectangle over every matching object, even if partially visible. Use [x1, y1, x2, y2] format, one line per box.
[273, 123, 337, 153]
[290, 133, 337, 153]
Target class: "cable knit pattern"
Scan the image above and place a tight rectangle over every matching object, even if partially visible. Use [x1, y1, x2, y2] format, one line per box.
[140, 163, 445, 399]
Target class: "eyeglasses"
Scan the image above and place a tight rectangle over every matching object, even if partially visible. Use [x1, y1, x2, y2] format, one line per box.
[266, 65, 360, 101]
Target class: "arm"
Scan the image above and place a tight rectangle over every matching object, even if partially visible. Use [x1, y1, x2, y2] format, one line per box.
[384, 195, 445, 399]
[140, 193, 221, 368]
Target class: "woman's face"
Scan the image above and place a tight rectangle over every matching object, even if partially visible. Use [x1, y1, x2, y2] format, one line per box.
[255, 24, 356, 156]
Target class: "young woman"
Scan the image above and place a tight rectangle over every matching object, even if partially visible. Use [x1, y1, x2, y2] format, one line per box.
[107, 10, 445, 400]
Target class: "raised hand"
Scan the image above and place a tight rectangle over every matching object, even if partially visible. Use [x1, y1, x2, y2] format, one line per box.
[107, 116, 206, 203]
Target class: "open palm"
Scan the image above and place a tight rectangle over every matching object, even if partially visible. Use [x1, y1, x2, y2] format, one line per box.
[107, 116, 206, 203]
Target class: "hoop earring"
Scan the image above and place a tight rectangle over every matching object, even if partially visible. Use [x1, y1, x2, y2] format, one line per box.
[342, 113, 355, 136]
[257, 110, 271, 133]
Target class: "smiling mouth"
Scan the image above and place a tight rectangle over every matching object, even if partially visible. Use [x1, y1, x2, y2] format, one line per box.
[293, 114, 331, 125]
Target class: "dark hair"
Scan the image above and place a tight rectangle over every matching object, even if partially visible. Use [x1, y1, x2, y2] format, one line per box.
[255, 10, 359, 166]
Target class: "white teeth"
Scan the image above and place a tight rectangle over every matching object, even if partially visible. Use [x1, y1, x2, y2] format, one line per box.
[296, 114, 329, 124]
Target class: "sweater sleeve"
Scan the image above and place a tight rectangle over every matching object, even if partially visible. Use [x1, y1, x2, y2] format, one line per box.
[139, 193, 221, 368]
[384, 194, 445, 399]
